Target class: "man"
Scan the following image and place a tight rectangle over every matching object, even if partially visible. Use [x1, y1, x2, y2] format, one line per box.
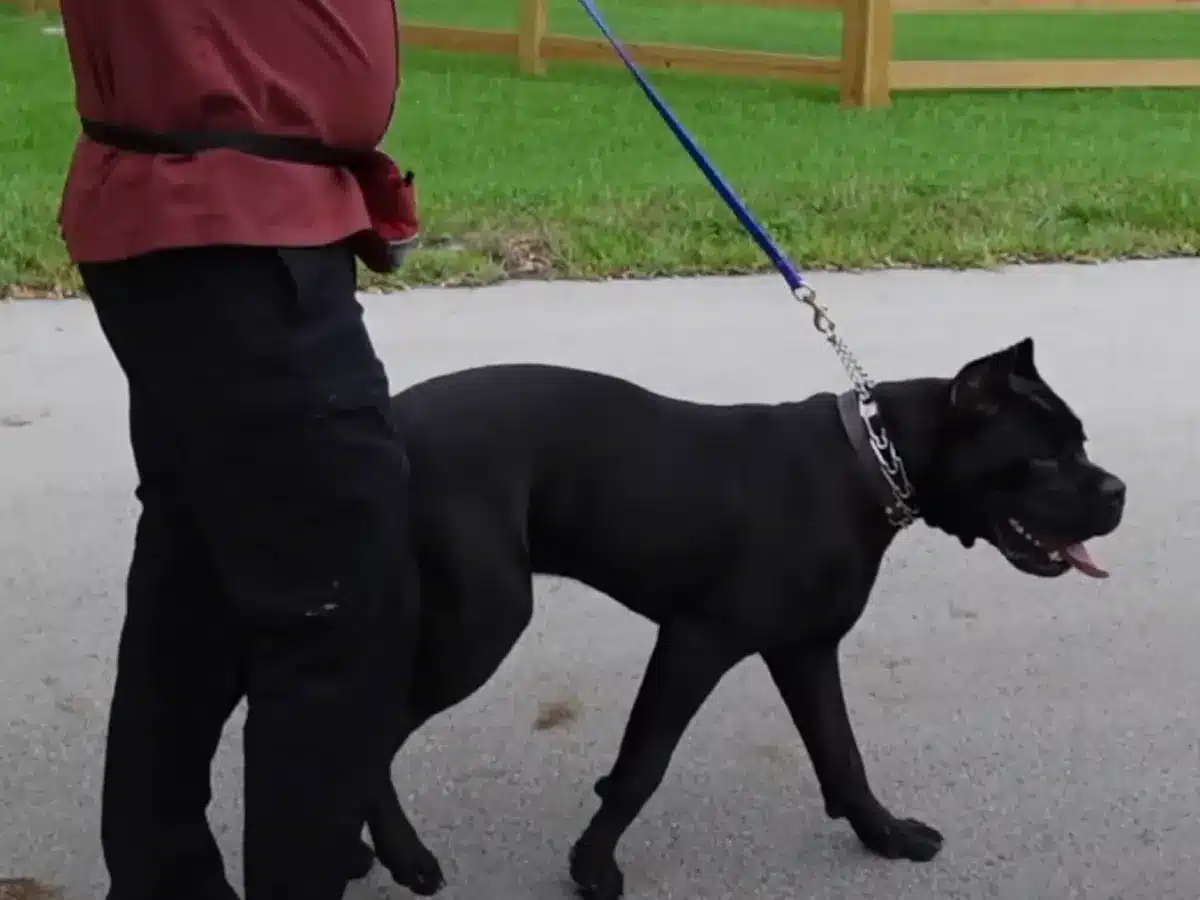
[57, 2, 421, 898]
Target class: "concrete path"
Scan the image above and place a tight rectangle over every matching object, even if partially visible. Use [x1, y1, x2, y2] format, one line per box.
[2, 260, 1198, 900]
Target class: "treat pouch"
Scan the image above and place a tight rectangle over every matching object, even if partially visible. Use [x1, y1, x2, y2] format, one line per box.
[349, 151, 420, 273]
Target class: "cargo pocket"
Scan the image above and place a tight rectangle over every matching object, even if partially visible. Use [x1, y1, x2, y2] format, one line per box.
[272, 243, 393, 422]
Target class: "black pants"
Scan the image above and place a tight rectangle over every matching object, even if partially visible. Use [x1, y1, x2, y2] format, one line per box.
[81, 243, 419, 900]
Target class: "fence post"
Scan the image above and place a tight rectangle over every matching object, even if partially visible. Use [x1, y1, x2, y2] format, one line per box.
[840, 0, 894, 109]
[518, 0, 548, 75]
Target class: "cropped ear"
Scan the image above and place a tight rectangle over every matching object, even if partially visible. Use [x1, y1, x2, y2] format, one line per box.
[1008, 336, 1039, 380]
[950, 337, 1036, 416]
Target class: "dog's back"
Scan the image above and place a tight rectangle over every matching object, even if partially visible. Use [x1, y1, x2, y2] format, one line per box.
[391, 364, 671, 509]
[390, 363, 845, 613]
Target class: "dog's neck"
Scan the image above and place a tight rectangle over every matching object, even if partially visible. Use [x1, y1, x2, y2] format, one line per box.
[860, 378, 967, 540]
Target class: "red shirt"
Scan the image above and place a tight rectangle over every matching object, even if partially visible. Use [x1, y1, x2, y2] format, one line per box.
[58, 0, 399, 264]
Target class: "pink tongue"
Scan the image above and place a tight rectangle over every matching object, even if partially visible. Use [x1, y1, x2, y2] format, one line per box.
[1063, 542, 1108, 579]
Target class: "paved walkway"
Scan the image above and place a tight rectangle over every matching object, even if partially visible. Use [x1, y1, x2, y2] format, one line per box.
[2, 260, 1198, 899]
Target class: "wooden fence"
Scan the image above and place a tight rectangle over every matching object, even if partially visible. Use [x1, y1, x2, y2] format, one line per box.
[403, 0, 1200, 108]
[7, 0, 1199, 107]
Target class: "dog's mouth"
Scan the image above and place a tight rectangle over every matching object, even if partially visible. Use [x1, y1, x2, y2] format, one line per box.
[991, 516, 1109, 579]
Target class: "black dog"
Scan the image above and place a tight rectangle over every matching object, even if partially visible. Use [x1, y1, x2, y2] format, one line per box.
[349, 337, 1124, 899]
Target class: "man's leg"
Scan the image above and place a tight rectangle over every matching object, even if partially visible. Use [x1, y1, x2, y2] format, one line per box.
[96, 383, 245, 900]
[82, 243, 420, 900]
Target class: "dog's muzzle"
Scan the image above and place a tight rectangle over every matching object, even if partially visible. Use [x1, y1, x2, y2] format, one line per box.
[990, 515, 1109, 579]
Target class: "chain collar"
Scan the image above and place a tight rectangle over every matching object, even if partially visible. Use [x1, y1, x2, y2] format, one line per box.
[836, 390, 920, 529]
[793, 286, 920, 530]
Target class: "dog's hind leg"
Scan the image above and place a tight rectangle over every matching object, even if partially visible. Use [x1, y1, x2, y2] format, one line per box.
[363, 531, 536, 895]
[569, 618, 748, 900]
[345, 837, 377, 881]
[761, 641, 943, 862]
[344, 706, 442, 891]
[363, 737, 447, 896]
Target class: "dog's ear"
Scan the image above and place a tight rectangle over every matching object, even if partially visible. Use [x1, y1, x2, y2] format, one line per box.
[950, 337, 1037, 416]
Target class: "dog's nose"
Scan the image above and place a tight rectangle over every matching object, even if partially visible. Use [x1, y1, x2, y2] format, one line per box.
[1098, 474, 1126, 508]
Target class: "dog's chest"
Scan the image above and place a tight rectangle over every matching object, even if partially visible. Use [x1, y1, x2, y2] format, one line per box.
[725, 546, 882, 648]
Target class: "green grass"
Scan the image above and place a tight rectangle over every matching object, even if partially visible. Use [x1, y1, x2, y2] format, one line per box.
[1, 2, 1199, 294]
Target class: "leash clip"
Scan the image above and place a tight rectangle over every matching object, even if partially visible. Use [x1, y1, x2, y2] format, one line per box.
[791, 284, 830, 334]
[576, 0, 920, 531]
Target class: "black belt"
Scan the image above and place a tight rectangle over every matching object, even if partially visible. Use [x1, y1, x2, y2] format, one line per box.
[80, 118, 372, 168]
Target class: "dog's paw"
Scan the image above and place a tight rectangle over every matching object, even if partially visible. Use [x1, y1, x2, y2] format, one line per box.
[377, 843, 446, 896]
[854, 815, 944, 863]
[347, 839, 376, 880]
[569, 838, 624, 900]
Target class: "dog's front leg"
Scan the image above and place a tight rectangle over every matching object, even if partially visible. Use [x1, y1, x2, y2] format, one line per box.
[569, 618, 748, 900]
[762, 642, 944, 862]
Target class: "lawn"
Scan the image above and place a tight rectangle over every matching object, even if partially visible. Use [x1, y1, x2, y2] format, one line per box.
[1, 1, 1198, 295]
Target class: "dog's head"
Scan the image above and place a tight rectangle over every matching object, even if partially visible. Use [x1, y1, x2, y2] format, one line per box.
[921, 337, 1125, 579]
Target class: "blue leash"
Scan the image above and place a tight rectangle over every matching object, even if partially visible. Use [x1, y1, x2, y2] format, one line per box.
[569, 0, 921, 528]
[573, 0, 811, 297]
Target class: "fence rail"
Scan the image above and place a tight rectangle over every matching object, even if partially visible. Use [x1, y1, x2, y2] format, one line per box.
[7, 0, 1200, 107]
[889, 0, 1200, 96]
[402, 23, 843, 86]
[404, 0, 1200, 108]
[895, 0, 1193, 10]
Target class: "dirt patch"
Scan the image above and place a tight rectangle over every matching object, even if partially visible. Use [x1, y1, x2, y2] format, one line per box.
[0, 879, 63, 900]
[533, 695, 582, 731]
[1, 285, 72, 301]
[755, 744, 788, 764]
[497, 235, 554, 278]
[465, 232, 555, 279]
